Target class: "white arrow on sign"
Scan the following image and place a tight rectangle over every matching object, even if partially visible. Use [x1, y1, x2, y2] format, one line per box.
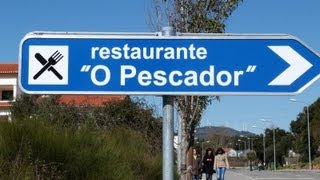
[268, 46, 313, 86]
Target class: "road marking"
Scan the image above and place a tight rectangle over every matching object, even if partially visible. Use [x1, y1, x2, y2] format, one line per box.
[227, 170, 315, 180]
[256, 178, 313, 180]
[227, 170, 255, 180]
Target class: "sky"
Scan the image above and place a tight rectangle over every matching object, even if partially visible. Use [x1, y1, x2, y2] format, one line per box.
[0, 0, 319, 134]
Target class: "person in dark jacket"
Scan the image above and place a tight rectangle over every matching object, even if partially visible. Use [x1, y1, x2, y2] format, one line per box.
[191, 148, 201, 180]
[202, 147, 215, 180]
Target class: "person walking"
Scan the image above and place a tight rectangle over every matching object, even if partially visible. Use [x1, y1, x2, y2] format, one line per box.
[202, 147, 215, 180]
[191, 148, 201, 180]
[258, 161, 264, 171]
[214, 147, 229, 180]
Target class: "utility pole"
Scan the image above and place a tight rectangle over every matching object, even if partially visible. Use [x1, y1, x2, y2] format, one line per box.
[162, 26, 176, 180]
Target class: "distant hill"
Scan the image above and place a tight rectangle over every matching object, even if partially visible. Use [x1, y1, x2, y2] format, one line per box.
[195, 126, 254, 140]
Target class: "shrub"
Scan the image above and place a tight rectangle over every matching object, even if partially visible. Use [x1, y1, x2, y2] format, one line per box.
[10, 94, 162, 153]
[0, 119, 162, 179]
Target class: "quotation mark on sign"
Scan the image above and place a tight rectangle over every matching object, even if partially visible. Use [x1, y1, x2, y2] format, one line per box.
[246, 65, 257, 73]
[80, 65, 91, 72]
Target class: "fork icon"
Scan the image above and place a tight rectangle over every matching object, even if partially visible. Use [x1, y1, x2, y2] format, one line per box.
[33, 50, 64, 80]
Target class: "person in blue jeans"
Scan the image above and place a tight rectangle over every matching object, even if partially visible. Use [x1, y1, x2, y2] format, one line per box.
[214, 147, 229, 180]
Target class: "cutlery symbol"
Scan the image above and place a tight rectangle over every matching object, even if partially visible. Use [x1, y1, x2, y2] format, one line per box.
[34, 53, 63, 80]
[33, 50, 63, 80]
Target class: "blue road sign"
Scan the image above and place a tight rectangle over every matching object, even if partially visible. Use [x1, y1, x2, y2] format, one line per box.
[19, 32, 320, 95]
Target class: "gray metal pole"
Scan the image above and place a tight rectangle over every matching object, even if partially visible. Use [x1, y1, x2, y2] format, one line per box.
[306, 106, 312, 170]
[161, 26, 175, 180]
[163, 96, 174, 180]
[177, 114, 182, 175]
[263, 134, 266, 165]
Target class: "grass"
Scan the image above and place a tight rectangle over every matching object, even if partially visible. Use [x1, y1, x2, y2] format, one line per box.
[0, 118, 162, 179]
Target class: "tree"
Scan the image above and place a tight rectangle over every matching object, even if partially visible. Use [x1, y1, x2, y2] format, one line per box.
[252, 134, 264, 162]
[264, 128, 293, 167]
[148, 0, 243, 178]
[290, 98, 320, 162]
[247, 150, 257, 171]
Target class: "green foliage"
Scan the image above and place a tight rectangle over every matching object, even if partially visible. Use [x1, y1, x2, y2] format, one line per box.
[93, 96, 162, 153]
[246, 151, 257, 161]
[6, 94, 164, 178]
[150, 0, 243, 33]
[0, 119, 162, 179]
[171, 0, 243, 33]
[10, 94, 39, 120]
[10, 94, 162, 153]
[264, 128, 293, 166]
[252, 134, 264, 161]
[290, 98, 320, 162]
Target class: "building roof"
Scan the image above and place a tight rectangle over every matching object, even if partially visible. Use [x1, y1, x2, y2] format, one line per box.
[223, 147, 233, 153]
[0, 63, 18, 74]
[58, 95, 126, 106]
[0, 102, 11, 107]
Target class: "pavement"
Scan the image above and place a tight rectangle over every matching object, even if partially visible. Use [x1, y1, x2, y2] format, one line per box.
[200, 168, 320, 180]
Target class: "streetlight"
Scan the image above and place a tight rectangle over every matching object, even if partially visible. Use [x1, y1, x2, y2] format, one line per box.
[252, 125, 266, 166]
[261, 119, 276, 171]
[235, 143, 239, 157]
[238, 139, 246, 152]
[290, 98, 312, 170]
[240, 135, 250, 150]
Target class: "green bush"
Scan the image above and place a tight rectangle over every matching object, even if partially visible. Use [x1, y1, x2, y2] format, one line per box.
[0, 119, 162, 179]
[10, 94, 162, 154]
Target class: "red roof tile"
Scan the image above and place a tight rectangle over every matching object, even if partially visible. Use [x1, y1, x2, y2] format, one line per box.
[58, 95, 126, 106]
[223, 147, 232, 153]
[0, 102, 11, 107]
[0, 63, 18, 74]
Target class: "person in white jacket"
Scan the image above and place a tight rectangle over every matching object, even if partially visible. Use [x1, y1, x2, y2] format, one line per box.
[214, 147, 229, 180]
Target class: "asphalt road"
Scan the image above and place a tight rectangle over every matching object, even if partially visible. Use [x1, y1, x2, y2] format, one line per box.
[201, 169, 320, 180]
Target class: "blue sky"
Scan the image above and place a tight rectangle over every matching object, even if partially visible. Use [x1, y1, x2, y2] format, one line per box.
[1, 0, 319, 134]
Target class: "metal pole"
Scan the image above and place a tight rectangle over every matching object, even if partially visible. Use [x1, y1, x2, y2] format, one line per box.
[306, 106, 312, 170]
[177, 112, 182, 175]
[273, 128, 276, 171]
[163, 96, 174, 180]
[263, 133, 266, 165]
[252, 138, 254, 150]
[161, 26, 175, 180]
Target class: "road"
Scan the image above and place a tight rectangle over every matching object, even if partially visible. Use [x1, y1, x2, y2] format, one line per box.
[201, 169, 320, 180]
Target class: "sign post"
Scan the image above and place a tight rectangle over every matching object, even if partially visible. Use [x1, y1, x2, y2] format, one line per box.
[161, 27, 175, 180]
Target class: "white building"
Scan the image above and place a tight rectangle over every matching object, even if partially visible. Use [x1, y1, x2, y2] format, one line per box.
[0, 63, 21, 120]
[223, 147, 238, 157]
